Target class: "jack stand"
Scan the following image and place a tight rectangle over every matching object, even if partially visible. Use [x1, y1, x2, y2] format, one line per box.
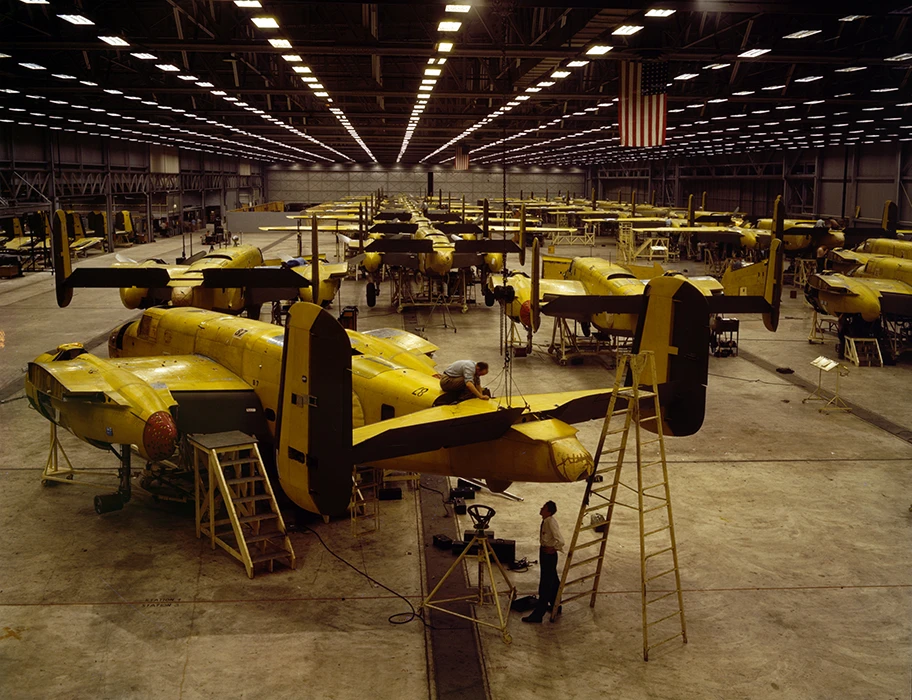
[94, 445, 132, 514]
[421, 284, 457, 332]
[41, 423, 121, 491]
[420, 504, 516, 644]
[506, 321, 530, 357]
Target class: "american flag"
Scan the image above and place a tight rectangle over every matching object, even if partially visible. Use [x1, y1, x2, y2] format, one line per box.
[455, 144, 470, 170]
[618, 60, 669, 147]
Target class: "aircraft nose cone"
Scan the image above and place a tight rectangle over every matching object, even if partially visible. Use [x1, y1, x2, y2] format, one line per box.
[143, 410, 178, 460]
[519, 300, 532, 328]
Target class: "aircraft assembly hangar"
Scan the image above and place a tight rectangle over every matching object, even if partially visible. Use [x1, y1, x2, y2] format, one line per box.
[2, 1, 912, 698]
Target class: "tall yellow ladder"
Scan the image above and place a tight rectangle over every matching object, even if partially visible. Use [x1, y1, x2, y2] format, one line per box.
[350, 465, 380, 537]
[191, 431, 296, 578]
[551, 351, 687, 660]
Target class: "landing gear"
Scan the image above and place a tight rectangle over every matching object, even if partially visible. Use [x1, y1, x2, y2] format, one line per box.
[94, 445, 132, 515]
[366, 282, 377, 307]
[580, 322, 591, 337]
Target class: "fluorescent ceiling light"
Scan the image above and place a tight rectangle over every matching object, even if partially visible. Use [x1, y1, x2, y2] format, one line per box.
[835, 66, 866, 73]
[177, 75, 198, 81]
[234, 0, 262, 6]
[586, 45, 613, 55]
[645, 9, 675, 17]
[612, 26, 642, 36]
[211, 90, 227, 96]
[418, 85, 433, 91]
[283, 55, 303, 62]
[704, 63, 730, 70]
[839, 15, 869, 21]
[293, 66, 311, 73]
[516, 95, 530, 101]
[674, 73, 698, 80]
[437, 42, 454, 52]
[551, 71, 570, 79]
[421, 79, 437, 85]
[301, 77, 317, 83]
[99, 36, 130, 46]
[708, 98, 728, 103]
[19, 62, 45, 70]
[80, 80, 97, 86]
[804, 99, 825, 105]
[784, 30, 821, 39]
[104, 88, 123, 94]
[762, 84, 785, 91]
[738, 48, 770, 58]
[732, 90, 754, 96]
[268, 39, 291, 48]
[20, 0, 50, 4]
[567, 60, 589, 68]
[157, 64, 180, 72]
[131, 52, 157, 60]
[52, 73, 77, 80]
[795, 75, 822, 83]
[196, 81, 214, 87]
[537, 81, 555, 87]
[872, 87, 899, 92]
[886, 54, 912, 62]
[438, 21, 462, 31]
[425, 68, 442, 76]
[58, 14, 94, 25]
[525, 87, 541, 92]
[314, 92, 328, 97]
[445, 4, 471, 12]
[251, 17, 279, 29]
[310, 83, 323, 89]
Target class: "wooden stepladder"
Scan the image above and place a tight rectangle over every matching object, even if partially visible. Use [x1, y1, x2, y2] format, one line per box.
[191, 431, 295, 578]
[551, 351, 687, 660]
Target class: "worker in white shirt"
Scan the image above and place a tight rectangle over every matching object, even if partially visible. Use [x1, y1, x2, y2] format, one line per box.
[523, 500, 565, 623]
[439, 360, 490, 401]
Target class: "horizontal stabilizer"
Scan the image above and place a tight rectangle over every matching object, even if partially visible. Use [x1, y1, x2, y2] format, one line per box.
[454, 240, 521, 254]
[520, 389, 617, 424]
[201, 267, 310, 288]
[436, 223, 483, 236]
[369, 223, 418, 235]
[353, 405, 525, 463]
[541, 294, 645, 318]
[706, 296, 771, 314]
[66, 267, 172, 289]
[365, 238, 435, 253]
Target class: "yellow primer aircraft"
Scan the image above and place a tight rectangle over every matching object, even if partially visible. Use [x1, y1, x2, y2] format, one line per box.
[27, 262, 753, 515]
[52, 222, 341, 315]
[806, 247, 912, 359]
[492, 238, 783, 341]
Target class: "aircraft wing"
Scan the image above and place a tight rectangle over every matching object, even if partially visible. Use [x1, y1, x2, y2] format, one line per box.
[201, 267, 310, 288]
[512, 389, 617, 424]
[541, 294, 645, 318]
[364, 238, 434, 253]
[540, 278, 587, 299]
[454, 240, 522, 254]
[360, 328, 440, 356]
[320, 262, 350, 279]
[66, 266, 173, 288]
[352, 404, 525, 463]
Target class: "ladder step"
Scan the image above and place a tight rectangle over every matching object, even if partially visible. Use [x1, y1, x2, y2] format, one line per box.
[579, 520, 611, 533]
[231, 494, 273, 505]
[646, 632, 685, 653]
[644, 546, 673, 561]
[639, 415, 659, 423]
[563, 572, 597, 588]
[569, 537, 604, 551]
[582, 504, 611, 515]
[217, 458, 258, 467]
[644, 525, 670, 537]
[645, 568, 676, 583]
[646, 590, 677, 606]
[643, 502, 669, 514]
[589, 484, 617, 496]
[244, 532, 287, 544]
[646, 610, 683, 628]
[213, 513, 278, 528]
[568, 553, 604, 569]
[642, 481, 666, 491]
[641, 460, 663, 469]
[225, 476, 265, 485]
[559, 590, 593, 605]
[249, 549, 293, 564]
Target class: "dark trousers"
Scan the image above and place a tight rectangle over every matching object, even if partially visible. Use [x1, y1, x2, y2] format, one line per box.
[532, 548, 559, 617]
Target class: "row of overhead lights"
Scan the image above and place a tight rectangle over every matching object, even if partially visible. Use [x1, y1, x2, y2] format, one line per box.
[13, 0, 347, 161]
[5, 55, 329, 163]
[421, 9, 911, 165]
[419, 7, 684, 164]
[0, 99, 294, 162]
[234, 0, 376, 161]
[396, 4, 468, 162]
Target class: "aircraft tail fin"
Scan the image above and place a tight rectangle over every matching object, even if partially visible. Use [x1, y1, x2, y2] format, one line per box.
[718, 238, 784, 331]
[51, 209, 74, 307]
[631, 276, 709, 437]
[275, 303, 353, 516]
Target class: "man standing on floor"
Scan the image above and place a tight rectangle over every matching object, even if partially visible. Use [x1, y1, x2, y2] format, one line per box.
[523, 500, 564, 623]
[439, 360, 490, 401]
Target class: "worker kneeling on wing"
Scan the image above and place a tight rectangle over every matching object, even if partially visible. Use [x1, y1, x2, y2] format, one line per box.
[439, 360, 490, 401]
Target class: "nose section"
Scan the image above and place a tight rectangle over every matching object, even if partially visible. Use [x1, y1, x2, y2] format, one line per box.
[519, 300, 533, 329]
[143, 410, 178, 460]
[552, 435, 594, 481]
[171, 286, 193, 306]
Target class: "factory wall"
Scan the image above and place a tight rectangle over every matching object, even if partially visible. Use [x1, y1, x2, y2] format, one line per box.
[264, 164, 587, 205]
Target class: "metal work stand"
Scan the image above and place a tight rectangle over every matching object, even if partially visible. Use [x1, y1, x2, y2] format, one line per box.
[420, 504, 517, 644]
[803, 356, 851, 413]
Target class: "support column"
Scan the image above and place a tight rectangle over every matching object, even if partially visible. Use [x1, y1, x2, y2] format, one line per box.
[103, 140, 115, 252]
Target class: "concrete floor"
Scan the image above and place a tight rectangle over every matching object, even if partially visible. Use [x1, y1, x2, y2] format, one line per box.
[0, 229, 910, 700]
